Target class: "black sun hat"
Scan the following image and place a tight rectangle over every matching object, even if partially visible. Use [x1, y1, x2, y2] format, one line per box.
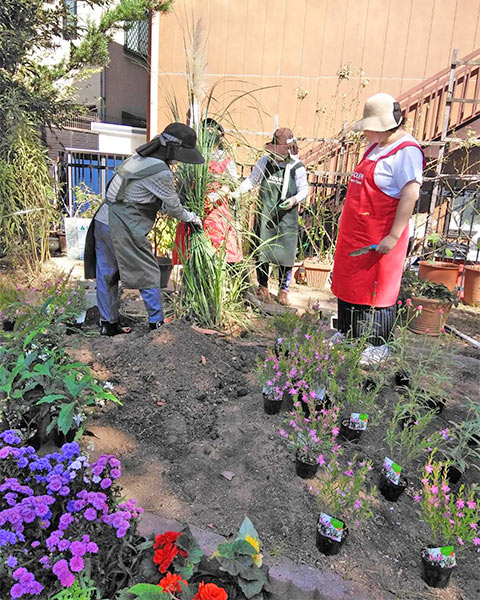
[136, 123, 205, 164]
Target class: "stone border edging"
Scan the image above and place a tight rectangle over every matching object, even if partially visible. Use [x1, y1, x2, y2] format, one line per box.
[138, 512, 395, 600]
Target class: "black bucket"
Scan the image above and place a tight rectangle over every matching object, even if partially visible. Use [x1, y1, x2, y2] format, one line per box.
[157, 256, 173, 289]
[421, 551, 455, 588]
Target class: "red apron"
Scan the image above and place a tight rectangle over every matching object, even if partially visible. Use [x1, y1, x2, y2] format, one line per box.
[172, 158, 243, 264]
[331, 141, 424, 307]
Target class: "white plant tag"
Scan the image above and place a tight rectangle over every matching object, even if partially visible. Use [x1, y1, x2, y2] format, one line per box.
[317, 512, 344, 542]
[383, 456, 402, 485]
[349, 413, 368, 430]
[427, 546, 456, 569]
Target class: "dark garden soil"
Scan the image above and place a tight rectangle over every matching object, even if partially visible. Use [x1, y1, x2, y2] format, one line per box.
[64, 300, 480, 600]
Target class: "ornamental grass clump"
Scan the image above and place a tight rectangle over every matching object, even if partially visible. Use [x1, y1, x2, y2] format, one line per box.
[417, 454, 480, 567]
[0, 430, 147, 599]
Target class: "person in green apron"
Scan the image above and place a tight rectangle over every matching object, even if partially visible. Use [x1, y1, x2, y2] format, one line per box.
[234, 128, 308, 305]
[84, 123, 204, 335]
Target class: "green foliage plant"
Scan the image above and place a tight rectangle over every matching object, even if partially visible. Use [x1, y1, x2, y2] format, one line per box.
[384, 396, 446, 470]
[400, 270, 457, 304]
[438, 418, 480, 475]
[50, 575, 97, 600]
[418, 454, 480, 555]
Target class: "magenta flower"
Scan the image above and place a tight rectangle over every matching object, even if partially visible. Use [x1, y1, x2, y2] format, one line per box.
[317, 454, 325, 466]
[413, 493, 421, 503]
[467, 500, 476, 510]
[473, 537, 480, 546]
[456, 499, 465, 509]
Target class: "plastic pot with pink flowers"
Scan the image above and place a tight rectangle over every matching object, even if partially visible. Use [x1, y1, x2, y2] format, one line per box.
[309, 454, 376, 555]
[417, 453, 480, 588]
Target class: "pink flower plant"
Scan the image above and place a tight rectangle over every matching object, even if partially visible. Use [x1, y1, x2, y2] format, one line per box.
[309, 454, 375, 527]
[419, 454, 480, 554]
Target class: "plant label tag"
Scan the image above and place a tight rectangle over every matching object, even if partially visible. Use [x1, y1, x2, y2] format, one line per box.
[349, 413, 368, 430]
[314, 387, 326, 401]
[383, 457, 402, 485]
[317, 512, 344, 542]
[75, 310, 87, 325]
[427, 546, 456, 568]
[262, 384, 273, 396]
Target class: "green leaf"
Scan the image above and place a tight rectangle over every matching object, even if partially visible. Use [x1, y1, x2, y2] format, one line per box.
[238, 516, 260, 544]
[188, 546, 203, 564]
[128, 583, 168, 599]
[57, 402, 76, 435]
[238, 577, 265, 599]
[36, 393, 66, 404]
[136, 540, 154, 551]
[32, 364, 51, 376]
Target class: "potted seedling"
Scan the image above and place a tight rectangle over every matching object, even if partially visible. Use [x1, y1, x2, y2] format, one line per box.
[281, 404, 340, 479]
[310, 454, 375, 555]
[382, 397, 446, 502]
[437, 419, 480, 485]
[417, 453, 480, 588]
[255, 350, 287, 415]
[399, 270, 457, 335]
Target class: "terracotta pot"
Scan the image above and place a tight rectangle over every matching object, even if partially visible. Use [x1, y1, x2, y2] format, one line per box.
[418, 261, 460, 291]
[303, 262, 331, 289]
[463, 266, 480, 306]
[407, 297, 451, 336]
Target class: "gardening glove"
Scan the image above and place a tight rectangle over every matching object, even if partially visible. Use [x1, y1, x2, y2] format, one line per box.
[188, 214, 203, 231]
[279, 196, 297, 210]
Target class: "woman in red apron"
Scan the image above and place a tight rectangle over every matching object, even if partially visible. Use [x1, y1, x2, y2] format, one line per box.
[331, 93, 425, 356]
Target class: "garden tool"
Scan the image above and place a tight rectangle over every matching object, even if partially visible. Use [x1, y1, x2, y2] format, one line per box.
[349, 244, 377, 256]
[267, 161, 293, 229]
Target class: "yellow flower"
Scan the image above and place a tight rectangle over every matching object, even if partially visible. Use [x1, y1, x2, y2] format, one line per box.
[245, 534, 260, 553]
[253, 552, 263, 567]
[245, 535, 263, 567]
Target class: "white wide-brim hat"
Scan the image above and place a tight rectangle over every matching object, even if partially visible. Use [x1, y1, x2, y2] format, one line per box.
[352, 93, 403, 132]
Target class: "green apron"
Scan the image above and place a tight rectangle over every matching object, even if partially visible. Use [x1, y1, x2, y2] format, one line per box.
[84, 156, 169, 289]
[256, 159, 302, 267]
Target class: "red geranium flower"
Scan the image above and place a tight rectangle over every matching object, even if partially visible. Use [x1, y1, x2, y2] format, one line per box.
[158, 572, 188, 594]
[153, 542, 178, 573]
[154, 530, 181, 549]
[193, 581, 228, 600]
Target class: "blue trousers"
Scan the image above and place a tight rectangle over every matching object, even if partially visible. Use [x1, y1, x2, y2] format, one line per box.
[94, 220, 163, 324]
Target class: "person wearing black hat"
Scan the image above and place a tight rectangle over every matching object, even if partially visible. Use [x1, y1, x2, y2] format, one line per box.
[233, 127, 308, 305]
[84, 123, 204, 335]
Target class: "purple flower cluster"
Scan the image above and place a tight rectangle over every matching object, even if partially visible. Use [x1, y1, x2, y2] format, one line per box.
[10, 568, 43, 598]
[0, 430, 143, 598]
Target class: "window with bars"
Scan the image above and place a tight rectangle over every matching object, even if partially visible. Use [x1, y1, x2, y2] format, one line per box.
[124, 20, 149, 60]
[63, 0, 78, 40]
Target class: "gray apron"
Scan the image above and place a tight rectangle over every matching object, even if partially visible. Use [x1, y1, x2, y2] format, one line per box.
[256, 159, 302, 267]
[84, 157, 169, 289]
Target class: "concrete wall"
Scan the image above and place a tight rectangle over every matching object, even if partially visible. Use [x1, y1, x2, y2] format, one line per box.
[153, 0, 480, 156]
[104, 41, 149, 125]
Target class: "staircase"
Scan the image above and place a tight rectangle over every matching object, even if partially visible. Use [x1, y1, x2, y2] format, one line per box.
[301, 48, 480, 185]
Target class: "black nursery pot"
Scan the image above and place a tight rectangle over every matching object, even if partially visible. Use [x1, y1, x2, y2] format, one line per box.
[394, 370, 411, 388]
[295, 454, 318, 479]
[424, 394, 446, 415]
[263, 393, 282, 415]
[363, 377, 376, 392]
[339, 418, 363, 442]
[2, 319, 16, 331]
[446, 465, 462, 486]
[316, 523, 349, 556]
[421, 550, 455, 588]
[378, 472, 408, 502]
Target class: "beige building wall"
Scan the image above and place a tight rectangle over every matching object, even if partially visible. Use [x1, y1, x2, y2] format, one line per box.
[152, 0, 480, 156]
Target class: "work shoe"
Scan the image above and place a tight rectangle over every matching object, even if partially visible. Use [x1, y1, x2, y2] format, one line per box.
[149, 321, 164, 330]
[256, 286, 270, 302]
[100, 321, 131, 336]
[277, 290, 289, 305]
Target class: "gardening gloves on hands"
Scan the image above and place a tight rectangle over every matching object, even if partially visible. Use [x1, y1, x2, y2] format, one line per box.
[279, 196, 297, 210]
[189, 214, 203, 230]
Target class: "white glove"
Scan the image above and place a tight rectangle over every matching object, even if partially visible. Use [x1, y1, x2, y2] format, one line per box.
[189, 214, 203, 229]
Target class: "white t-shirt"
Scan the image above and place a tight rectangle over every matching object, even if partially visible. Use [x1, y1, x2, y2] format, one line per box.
[365, 134, 423, 198]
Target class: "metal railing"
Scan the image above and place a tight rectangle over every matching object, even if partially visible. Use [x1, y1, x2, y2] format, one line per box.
[58, 149, 129, 216]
